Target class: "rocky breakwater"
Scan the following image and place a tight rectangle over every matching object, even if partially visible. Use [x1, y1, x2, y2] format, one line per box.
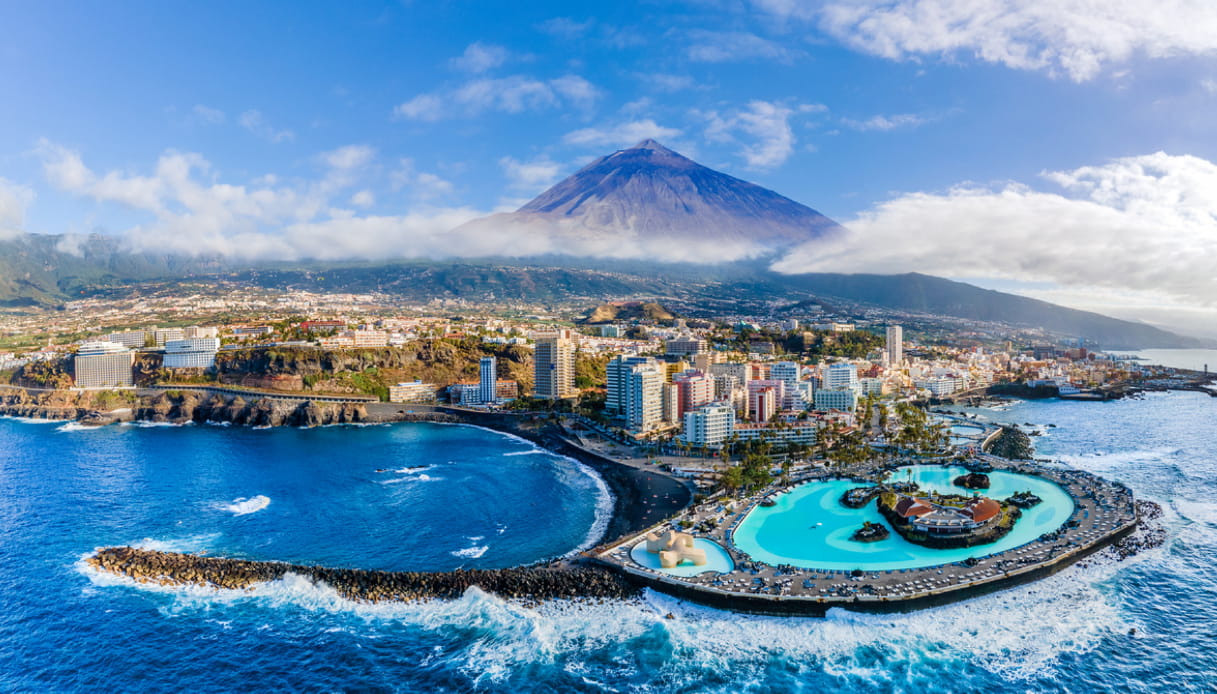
[985, 425, 1035, 460]
[87, 546, 639, 605]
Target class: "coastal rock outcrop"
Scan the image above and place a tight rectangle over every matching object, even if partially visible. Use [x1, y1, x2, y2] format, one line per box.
[954, 472, 990, 490]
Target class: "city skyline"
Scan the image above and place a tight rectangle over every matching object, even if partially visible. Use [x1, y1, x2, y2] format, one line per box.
[2, 2, 1217, 337]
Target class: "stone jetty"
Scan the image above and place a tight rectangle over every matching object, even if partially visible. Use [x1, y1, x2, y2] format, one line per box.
[87, 546, 639, 605]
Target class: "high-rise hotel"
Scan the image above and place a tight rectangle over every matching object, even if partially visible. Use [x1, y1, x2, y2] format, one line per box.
[886, 325, 904, 367]
[74, 341, 135, 389]
[532, 329, 575, 399]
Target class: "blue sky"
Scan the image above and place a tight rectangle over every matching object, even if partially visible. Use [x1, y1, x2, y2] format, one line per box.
[3, 1, 1217, 336]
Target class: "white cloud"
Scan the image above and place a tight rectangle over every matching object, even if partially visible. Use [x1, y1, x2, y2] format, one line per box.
[323, 144, 375, 171]
[703, 101, 823, 169]
[842, 112, 930, 131]
[389, 158, 454, 200]
[499, 155, 563, 192]
[562, 119, 683, 148]
[537, 17, 595, 39]
[686, 30, 803, 63]
[394, 94, 445, 121]
[450, 42, 510, 73]
[192, 104, 225, 124]
[350, 190, 375, 208]
[33, 142, 781, 266]
[645, 73, 698, 92]
[396, 74, 600, 121]
[772, 151, 1217, 312]
[238, 110, 294, 143]
[0, 178, 34, 239]
[766, 0, 1217, 82]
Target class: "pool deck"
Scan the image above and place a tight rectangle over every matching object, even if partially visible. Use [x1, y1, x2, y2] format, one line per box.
[592, 456, 1139, 615]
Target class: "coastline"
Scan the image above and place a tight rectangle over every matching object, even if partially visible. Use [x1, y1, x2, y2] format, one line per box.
[6, 385, 1167, 616]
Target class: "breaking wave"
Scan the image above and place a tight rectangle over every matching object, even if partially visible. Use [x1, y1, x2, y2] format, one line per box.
[218, 495, 271, 516]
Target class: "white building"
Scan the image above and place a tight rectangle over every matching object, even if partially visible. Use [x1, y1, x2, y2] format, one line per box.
[348, 329, 388, 348]
[814, 388, 857, 412]
[163, 337, 220, 369]
[606, 355, 655, 416]
[625, 361, 665, 434]
[858, 377, 885, 396]
[731, 421, 818, 446]
[478, 356, 498, 404]
[74, 341, 134, 389]
[823, 363, 859, 393]
[915, 376, 965, 397]
[533, 330, 575, 399]
[388, 381, 437, 403]
[154, 328, 185, 347]
[666, 335, 707, 357]
[681, 403, 735, 448]
[105, 330, 146, 348]
[769, 361, 805, 409]
[182, 326, 219, 339]
[886, 325, 904, 367]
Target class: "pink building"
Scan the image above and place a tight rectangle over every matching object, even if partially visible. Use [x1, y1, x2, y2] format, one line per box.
[671, 370, 715, 419]
[744, 375, 783, 418]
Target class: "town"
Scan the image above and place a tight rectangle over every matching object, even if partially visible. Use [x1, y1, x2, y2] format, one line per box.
[1, 291, 1196, 491]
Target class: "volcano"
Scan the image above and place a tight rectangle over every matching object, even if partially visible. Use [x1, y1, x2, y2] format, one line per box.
[452, 139, 843, 261]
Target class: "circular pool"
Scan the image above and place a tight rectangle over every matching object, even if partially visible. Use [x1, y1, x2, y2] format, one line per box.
[630, 538, 735, 576]
[731, 466, 1074, 571]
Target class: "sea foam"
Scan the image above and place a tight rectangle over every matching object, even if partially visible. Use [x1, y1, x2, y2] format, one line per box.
[219, 495, 271, 516]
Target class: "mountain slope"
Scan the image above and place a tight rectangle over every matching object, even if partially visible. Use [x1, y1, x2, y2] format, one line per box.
[775, 271, 1200, 349]
[453, 139, 843, 261]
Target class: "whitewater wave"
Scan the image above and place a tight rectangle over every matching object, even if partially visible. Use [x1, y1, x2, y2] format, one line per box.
[75, 535, 1145, 690]
[1175, 500, 1217, 526]
[504, 449, 545, 457]
[451, 545, 489, 559]
[218, 495, 271, 516]
[56, 421, 98, 433]
[122, 420, 193, 428]
[378, 473, 442, 485]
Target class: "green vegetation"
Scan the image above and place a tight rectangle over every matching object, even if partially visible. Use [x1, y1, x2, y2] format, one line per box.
[575, 352, 610, 390]
[889, 402, 947, 454]
[12, 358, 73, 389]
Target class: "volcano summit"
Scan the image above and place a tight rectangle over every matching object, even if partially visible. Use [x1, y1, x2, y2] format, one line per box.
[453, 139, 843, 262]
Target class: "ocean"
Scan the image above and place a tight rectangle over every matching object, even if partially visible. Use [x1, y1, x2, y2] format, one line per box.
[1129, 348, 1217, 373]
[1, 393, 1215, 692]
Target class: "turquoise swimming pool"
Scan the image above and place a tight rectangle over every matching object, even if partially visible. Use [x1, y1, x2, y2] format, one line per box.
[731, 466, 1074, 571]
[630, 538, 735, 576]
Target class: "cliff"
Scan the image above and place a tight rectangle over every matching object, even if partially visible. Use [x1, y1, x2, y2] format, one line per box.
[212, 341, 534, 397]
[0, 388, 368, 428]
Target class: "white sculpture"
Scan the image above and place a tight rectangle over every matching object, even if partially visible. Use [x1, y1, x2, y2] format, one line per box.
[644, 530, 707, 568]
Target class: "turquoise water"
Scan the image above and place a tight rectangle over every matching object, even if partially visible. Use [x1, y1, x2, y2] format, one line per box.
[3, 390, 1217, 691]
[629, 538, 734, 576]
[948, 423, 984, 436]
[731, 466, 1074, 571]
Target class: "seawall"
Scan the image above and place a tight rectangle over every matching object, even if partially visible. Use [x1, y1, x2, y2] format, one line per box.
[87, 546, 638, 604]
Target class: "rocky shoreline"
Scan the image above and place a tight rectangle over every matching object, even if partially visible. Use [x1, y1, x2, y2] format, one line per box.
[87, 546, 638, 605]
[0, 388, 372, 427]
